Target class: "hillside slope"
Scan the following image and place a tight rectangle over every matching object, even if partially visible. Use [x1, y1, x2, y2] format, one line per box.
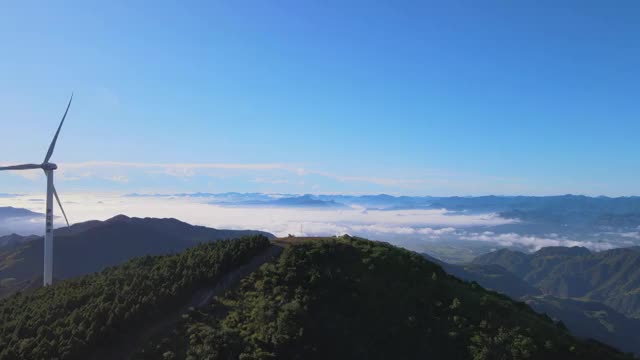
[524, 295, 640, 355]
[0, 215, 273, 298]
[0, 235, 272, 360]
[463, 246, 640, 354]
[0, 233, 39, 249]
[423, 252, 541, 299]
[134, 237, 631, 360]
[473, 246, 640, 318]
[444, 263, 542, 299]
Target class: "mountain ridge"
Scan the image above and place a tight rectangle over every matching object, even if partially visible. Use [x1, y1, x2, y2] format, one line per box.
[441, 245, 640, 354]
[0, 215, 274, 298]
[472, 245, 640, 318]
[0, 232, 635, 359]
[131, 236, 631, 360]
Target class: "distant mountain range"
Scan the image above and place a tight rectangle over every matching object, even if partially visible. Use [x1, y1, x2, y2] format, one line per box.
[124, 193, 640, 232]
[0, 207, 41, 218]
[431, 245, 640, 355]
[0, 215, 273, 298]
[0, 233, 39, 249]
[0, 206, 43, 237]
[125, 192, 346, 208]
[125, 192, 640, 210]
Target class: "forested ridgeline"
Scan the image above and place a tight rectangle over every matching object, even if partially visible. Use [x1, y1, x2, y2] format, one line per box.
[136, 236, 633, 360]
[0, 215, 275, 299]
[0, 235, 272, 360]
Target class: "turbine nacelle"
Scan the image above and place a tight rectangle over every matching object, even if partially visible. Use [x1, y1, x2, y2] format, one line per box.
[42, 163, 58, 171]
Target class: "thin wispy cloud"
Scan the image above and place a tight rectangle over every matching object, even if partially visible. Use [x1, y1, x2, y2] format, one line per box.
[60, 161, 287, 171]
[1, 161, 609, 196]
[108, 175, 129, 184]
[252, 178, 292, 185]
[307, 170, 427, 187]
[53, 161, 433, 190]
[1, 168, 42, 181]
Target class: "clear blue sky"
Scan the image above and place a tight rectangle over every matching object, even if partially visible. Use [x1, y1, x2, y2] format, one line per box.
[1, 0, 639, 196]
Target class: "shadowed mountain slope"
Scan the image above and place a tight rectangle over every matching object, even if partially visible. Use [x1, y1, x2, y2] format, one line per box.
[0, 235, 272, 360]
[454, 246, 640, 354]
[524, 295, 640, 355]
[0, 215, 273, 298]
[473, 246, 640, 318]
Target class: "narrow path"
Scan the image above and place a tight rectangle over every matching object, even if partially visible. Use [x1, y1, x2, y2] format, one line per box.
[92, 243, 284, 360]
[187, 244, 284, 308]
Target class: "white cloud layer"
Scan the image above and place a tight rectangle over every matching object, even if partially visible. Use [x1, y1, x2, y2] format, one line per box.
[0, 193, 509, 236]
[459, 231, 616, 252]
[0, 193, 626, 253]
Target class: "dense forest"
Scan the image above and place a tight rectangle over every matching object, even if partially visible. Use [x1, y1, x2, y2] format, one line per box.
[473, 246, 640, 319]
[461, 246, 640, 355]
[0, 235, 271, 360]
[134, 236, 632, 360]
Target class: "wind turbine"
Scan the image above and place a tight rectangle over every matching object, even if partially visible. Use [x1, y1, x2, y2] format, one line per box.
[0, 94, 73, 286]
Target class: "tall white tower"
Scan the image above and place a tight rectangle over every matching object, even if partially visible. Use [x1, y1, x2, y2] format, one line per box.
[0, 95, 73, 286]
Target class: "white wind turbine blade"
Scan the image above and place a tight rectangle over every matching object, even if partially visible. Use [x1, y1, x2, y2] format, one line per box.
[44, 93, 73, 163]
[0, 164, 42, 171]
[53, 185, 71, 229]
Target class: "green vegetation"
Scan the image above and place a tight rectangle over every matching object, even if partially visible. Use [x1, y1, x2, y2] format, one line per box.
[0, 215, 272, 299]
[419, 241, 492, 264]
[443, 263, 542, 299]
[524, 295, 640, 355]
[135, 237, 631, 360]
[434, 246, 640, 355]
[0, 235, 271, 360]
[473, 246, 640, 319]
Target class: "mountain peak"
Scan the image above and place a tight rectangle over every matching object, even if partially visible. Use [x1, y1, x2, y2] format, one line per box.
[534, 246, 591, 257]
[105, 214, 132, 223]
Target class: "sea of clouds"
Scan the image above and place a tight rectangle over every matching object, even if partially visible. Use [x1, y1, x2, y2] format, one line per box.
[0, 193, 628, 253]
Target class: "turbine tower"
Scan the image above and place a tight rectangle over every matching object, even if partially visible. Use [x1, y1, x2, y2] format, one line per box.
[0, 94, 73, 286]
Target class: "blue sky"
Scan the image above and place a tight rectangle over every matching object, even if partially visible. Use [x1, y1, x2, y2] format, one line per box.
[1, 1, 639, 196]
